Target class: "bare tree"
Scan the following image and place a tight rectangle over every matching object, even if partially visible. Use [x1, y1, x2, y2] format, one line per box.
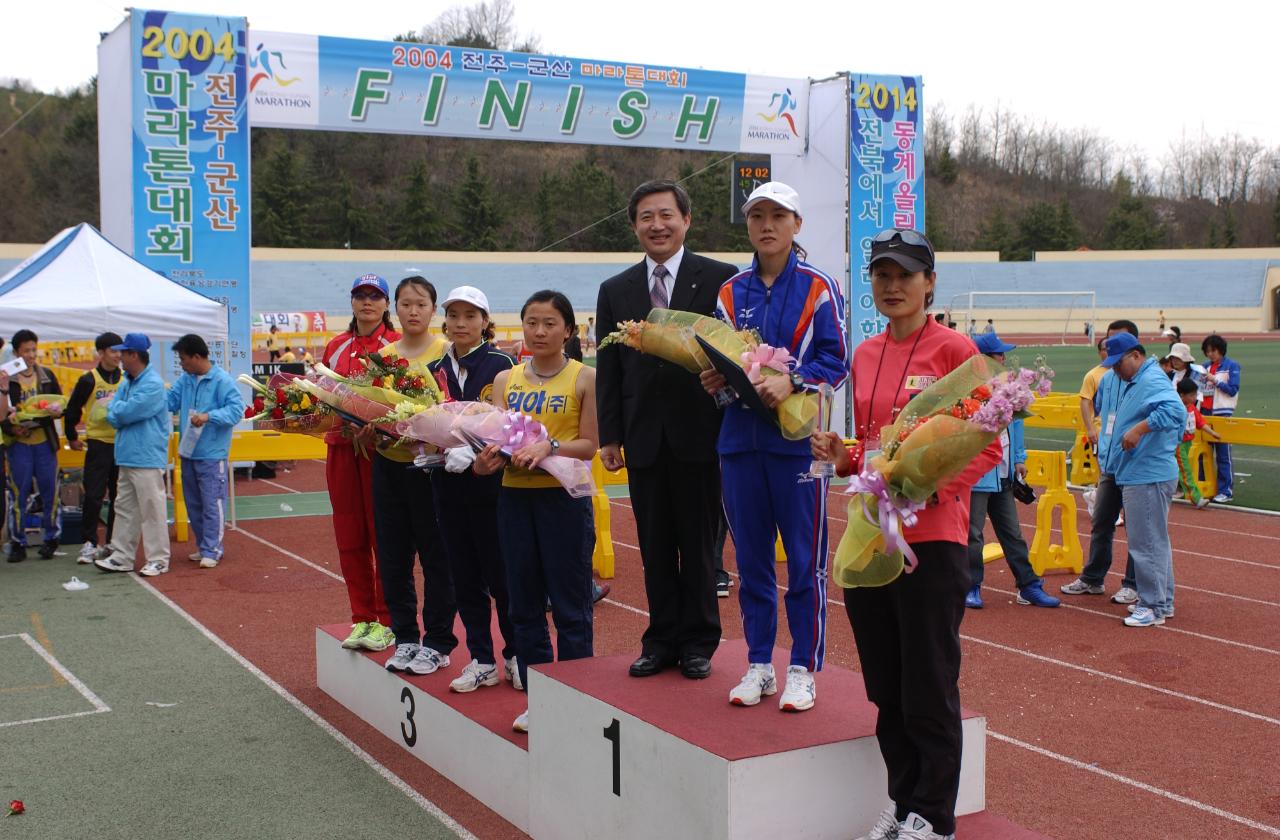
[418, 0, 541, 52]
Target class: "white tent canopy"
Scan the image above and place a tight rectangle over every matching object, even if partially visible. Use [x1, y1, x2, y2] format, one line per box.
[0, 223, 228, 343]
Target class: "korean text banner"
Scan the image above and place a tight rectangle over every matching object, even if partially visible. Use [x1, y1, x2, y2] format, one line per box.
[131, 9, 250, 378]
[849, 74, 924, 343]
[248, 31, 808, 156]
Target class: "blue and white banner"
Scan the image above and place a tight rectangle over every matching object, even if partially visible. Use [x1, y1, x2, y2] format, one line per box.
[131, 8, 250, 378]
[248, 31, 808, 156]
[849, 74, 924, 343]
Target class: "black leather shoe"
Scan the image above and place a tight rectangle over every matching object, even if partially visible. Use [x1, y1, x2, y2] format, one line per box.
[628, 654, 668, 677]
[680, 654, 712, 680]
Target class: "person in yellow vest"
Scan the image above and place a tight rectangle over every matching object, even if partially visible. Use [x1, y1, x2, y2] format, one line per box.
[265, 324, 281, 362]
[3, 330, 64, 562]
[64, 332, 124, 564]
[474, 290, 598, 734]
[296, 347, 314, 365]
[278, 348, 297, 363]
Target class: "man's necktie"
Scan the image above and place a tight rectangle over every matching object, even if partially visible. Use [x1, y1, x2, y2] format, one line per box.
[650, 264, 670, 310]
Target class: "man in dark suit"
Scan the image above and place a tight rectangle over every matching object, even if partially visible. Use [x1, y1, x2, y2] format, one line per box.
[596, 180, 738, 680]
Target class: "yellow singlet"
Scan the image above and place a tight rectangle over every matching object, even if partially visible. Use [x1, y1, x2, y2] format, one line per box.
[502, 359, 583, 490]
[84, 368, 121, 443]
[377, 336, 448, 463]
[15, 371, 47, 446]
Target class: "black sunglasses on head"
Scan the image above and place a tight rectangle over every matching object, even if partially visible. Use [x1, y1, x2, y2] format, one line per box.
[872, 228, 933, 249]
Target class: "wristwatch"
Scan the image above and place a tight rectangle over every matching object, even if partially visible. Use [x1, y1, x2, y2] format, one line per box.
[548, 438, 561, 454]
[789, 373, 805, 393]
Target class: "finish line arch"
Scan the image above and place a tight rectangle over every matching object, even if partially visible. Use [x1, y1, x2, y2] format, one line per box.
[97, 8, 923, 432]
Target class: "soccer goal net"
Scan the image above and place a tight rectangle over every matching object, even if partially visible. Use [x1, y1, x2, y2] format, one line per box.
[946, 291, 1098, 346]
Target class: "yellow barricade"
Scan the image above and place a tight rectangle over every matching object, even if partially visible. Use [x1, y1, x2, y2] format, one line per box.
[590, 456, 615, 580]
[1022, 450, 1083, 576]
[1184, 433, 1217, 502]
[1069, 432, 1100, 486]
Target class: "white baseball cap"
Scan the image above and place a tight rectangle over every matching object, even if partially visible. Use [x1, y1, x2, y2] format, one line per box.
[1167, 342, 1195, 363]
[741, 181, 802, 217]
[441, 285, 490, 313]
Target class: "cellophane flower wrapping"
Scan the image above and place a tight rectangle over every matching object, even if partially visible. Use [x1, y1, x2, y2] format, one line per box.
[237, 373, 336, 438]
[835, 355, 1051, 589]
[394, 401, 497, 449]
[449, 408, 595, 498]
[14, 395, 66, 422]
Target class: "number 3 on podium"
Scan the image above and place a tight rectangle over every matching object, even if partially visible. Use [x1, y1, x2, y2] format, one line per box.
[603, 718, 620, 796]
[400, 687, 417, 747]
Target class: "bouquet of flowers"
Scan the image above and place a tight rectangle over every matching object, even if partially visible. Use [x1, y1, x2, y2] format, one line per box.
[13, 394, 66, 423]
[393, 400, 498, 450]
[238, 373, 337, 437]
[835, 355, 1054, 589]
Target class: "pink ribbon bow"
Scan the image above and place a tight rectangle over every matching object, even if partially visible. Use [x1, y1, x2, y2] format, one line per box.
[848, 467, 925, 573]
[740, 344, 796, 384]
[501, 412, 547, 452]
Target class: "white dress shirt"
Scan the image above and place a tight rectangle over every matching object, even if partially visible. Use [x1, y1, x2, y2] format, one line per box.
[644, 247, 685, 299]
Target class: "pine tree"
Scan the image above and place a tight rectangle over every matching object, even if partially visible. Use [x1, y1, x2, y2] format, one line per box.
[453, 156, 500, 251]
[255, 146, 310, 247]
[1101, 174, 1163, 250]
[974, 207, 1015, 260]
[396, 161, 442, 249]
[1222, 204, 1238, 248]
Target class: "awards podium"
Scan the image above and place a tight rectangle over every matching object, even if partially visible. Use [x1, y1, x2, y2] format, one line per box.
[317, 624, 1046, 838]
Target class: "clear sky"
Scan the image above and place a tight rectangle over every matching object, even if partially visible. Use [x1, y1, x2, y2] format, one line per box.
[3, 0, 1276, 162]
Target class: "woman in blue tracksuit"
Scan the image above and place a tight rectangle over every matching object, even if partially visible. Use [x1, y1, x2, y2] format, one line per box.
[964, 332, 1059, 610]
[700, 182, 849, 712]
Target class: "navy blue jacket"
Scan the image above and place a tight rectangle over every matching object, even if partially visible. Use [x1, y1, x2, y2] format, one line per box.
[427, 342, 513, 505]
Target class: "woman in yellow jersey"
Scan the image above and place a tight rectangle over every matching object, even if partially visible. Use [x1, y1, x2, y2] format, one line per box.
[373, 277, 459, 677]
[474, 290, 598, 733]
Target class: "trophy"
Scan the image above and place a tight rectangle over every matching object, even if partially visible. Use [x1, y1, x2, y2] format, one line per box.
[807, 383, 836, 479]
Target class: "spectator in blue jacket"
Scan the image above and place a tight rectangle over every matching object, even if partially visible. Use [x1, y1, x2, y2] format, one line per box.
[1198, 334, 1241, 503]
[168, 334, 244, 569]
[965, 333, 1060, 609]
[1096, 333, 1184, 627]
[94, 334, 173, 577]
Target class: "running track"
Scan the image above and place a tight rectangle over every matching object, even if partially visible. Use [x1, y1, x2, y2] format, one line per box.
[147, 461, 1280, 839]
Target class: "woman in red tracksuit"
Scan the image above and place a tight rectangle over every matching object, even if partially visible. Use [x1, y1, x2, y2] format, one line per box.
[323, 273, 401, 651]
[812, 230, 1000, 840]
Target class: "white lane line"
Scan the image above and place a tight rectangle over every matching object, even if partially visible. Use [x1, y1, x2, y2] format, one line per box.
[987, 730, 1280, 837]
[1011, 520, 1280, 572]
[599, 597, 651, 619]
[132, 577, 476, 840]
[610, 539, 1279, 720]
[234, 525, 344, 582]
[0, 633, 112, 729]
[255, 478, 303, 494]
[1100, 571, 1279, 608]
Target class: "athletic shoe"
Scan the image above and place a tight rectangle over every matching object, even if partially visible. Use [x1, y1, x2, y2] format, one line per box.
[7, 543, 26, 563]
[855, 807, 902, 840]
[512, 709, 529, 733]
[38, 540, 58, 559]
[1060, 578, 1104, 595]
[898, 812, 955, 840]
[964, 585, 984, 609]
[1123, 606, 1164, 627]
[78, 543, 98, 564]
[138, 560, 169, 577]
[1016, 581, 1061, 608]
[406, 646, 449, 674]
[198, 556, 219, 569]
[341, 622, 372, 649]
[779, 665, 816, 712]
[716, 571, 732, 598]
[450, 660, 499, 693]
[1212, 493, 1233, 504]
[728, 663, 777, 707]
[592, 581, 610, 603]
[1110, 587, 1139, 605]
[1116, 512, 1125, 527]
[506, 657, 524, 691]
[1128, 604, 1175, 620]
[359, 622, 396, 652]
[94, 554, 133, 573]
[1195, 497, 1212, 509]
[188, 551, 202, 563]
[1172, 490, 1185, 500]
[384, 643, 421, 672]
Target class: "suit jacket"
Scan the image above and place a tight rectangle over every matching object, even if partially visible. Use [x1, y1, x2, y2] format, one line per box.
[596, 251, 738, 469]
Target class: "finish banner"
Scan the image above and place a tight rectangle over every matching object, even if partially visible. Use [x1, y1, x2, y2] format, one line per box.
[130, 8, 251, 376]
[848, 74, 925, 343]
[248, 31, 808, 155]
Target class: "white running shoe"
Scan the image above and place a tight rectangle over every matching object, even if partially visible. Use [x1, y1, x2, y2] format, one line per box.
[854, 807, 901, 840]
[407, 646, 450, 675]
[188, 551, 202, 563]
[1110, 587, 1138, 604]
[897, 812, 954, 840]
[1060, 578, 1104, 595]
[198, 556, 219, 569]
[78, 544, 98, 564]
[384, 643, 421, 672]
[94, 554, 133, 573]
[779, 665, 816, 712]
[728, 663, 776, 706]
[506, 656, 524, 691]
[450, 660, 500, 693]
[1124, 606, 1164, 627]
[512, 709, 529, 733]
[138, 560, 169, 577]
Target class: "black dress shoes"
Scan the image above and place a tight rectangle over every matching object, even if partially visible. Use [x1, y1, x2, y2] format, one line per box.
[679, 654, 712, 680]
[628, 653, 669, 677]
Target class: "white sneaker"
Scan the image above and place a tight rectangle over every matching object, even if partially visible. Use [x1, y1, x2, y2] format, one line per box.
[407, 646, 450, 675]
[898, 812, 954, 840]
[1110, 587, 1138, 604]
[384, 643, 421, 672]
[1123, 606, 1164, 627]
[505, 657, 524, 691]
[779, 665, 816, 711]
[94, 554, 133, 573]
[188, 551, 202, 563]
[1212, 493, 1232, 504]
[855, 807, 901, 840]
[138, 560, 169, 577]
[512, 709, 528, 733]
[77, 544, 98, 564]
[198, 556, 219, 569]
[450, 660, 500, 693]
[728, 663, 776, 706]
[1060, 578, 1104, 595]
